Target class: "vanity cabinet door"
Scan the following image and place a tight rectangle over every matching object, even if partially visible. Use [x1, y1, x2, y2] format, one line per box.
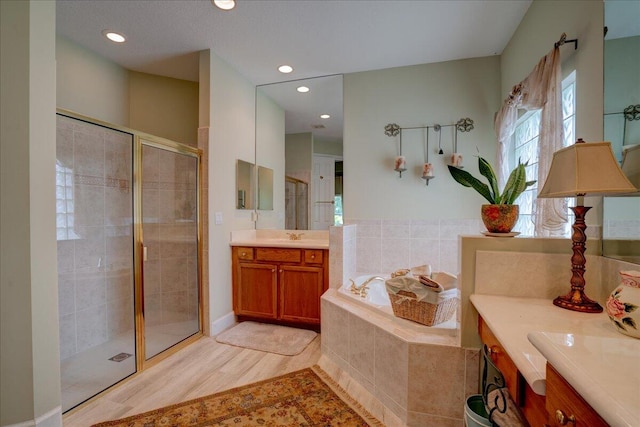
[235, 262, 277, 319]
[278, 265, 323, 324]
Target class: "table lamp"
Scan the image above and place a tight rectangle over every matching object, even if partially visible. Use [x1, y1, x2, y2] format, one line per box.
[538, 139, 638, 313]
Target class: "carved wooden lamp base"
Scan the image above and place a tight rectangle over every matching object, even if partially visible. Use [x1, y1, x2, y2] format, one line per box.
[553, 292, 603, 313]
[554, 205, 603, 313]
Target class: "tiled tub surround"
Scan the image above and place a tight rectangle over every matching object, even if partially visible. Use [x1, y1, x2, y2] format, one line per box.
[345, 218, 482, 276]
[323, 222, 477, 425]
[321, 290, 477, 427]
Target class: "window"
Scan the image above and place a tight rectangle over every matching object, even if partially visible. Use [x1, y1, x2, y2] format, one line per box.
[56, 161, 79, 240]
[512, 71, 576, 236]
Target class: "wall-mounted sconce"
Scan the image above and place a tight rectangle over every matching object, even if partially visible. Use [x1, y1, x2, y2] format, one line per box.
[422, 127, 435, 185]
[384, 117, 474, 183]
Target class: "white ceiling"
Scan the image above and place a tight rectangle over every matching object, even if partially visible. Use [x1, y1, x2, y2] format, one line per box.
[56, 0, 534, 141]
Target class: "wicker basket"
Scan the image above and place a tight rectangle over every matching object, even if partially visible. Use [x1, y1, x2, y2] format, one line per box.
[388, 290, 457, 326]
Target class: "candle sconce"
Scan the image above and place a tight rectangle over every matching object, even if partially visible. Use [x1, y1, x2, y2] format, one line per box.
[422, 127, 435, 185]
[384, 118, 474, 183]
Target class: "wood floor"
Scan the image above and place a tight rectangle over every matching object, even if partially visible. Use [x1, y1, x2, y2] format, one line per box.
[63, 334, 322, 427]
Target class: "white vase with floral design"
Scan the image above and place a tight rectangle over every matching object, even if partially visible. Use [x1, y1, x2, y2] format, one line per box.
[606, 270, 640, 339]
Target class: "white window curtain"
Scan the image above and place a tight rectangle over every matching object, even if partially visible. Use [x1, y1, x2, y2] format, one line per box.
[494, 47, 567, 236]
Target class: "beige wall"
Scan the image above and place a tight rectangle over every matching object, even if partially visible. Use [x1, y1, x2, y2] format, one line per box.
[314, 139, 343, 157]
[56, 36, 130, 127]
[344, 56, 502, 220]
[207, 50, 257, 324]
[129, 71, 199, 147]
[1, 0, 61, 425]
[285, 132, 313, 174]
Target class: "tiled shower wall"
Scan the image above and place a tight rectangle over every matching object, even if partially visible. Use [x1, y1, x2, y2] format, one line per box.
[346, 218, 483, 275]
[56, 115, 134, 360]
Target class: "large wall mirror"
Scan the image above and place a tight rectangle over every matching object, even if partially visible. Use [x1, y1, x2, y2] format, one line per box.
[602, 0, 640, 264]
[255, 75, 343, 230]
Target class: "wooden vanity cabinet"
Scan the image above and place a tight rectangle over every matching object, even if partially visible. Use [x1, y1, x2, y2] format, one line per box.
[232, 246, 328, 327]
[479, 315, 608, 427]
[478, 316, 548, 427]
[545, 364, 607, 427]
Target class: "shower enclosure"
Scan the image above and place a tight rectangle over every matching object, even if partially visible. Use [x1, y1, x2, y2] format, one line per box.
[56, 111, 202, 412]
[285, 176, 308, 230]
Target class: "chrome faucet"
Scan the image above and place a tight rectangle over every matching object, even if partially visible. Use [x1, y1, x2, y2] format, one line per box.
[286, 232, 304, 240]
[349, 276, 385, 297]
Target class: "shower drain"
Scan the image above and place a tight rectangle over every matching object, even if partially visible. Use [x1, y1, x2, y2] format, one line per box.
[108, 352, 133, 362]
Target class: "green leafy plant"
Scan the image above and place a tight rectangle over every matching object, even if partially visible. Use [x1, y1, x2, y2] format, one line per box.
[447, 157, 536, 205]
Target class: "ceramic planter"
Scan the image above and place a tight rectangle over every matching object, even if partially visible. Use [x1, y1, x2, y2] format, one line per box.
[481, 204, 519, 233]
[606, 270, 640, 339]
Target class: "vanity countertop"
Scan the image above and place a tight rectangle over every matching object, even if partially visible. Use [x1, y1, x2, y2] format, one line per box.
[229, 229, 329, 249]
[470, 294, 639, 427]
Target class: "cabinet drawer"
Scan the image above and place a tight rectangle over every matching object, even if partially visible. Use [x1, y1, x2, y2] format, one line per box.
[478, 316, 520, 404]
[256, 248, 301, 263]
[304, 250, 323, 264]
[235, 247, 254, 261]
[545, 364, 607, 427]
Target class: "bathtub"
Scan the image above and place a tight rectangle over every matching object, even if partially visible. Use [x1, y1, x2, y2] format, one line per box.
[320, 275, 472, 425]
[336, 274, 459, 335]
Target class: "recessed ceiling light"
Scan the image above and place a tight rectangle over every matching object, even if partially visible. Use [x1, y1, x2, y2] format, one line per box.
[102, 30, 126, 43]
[278, 65, 293, 74]
[212, 0, 236, 10]
[297, 86, 310, 93]
[320, 114, 330, 119]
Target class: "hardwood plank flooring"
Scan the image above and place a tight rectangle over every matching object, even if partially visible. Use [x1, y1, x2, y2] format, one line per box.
[63, 334, 321, 427]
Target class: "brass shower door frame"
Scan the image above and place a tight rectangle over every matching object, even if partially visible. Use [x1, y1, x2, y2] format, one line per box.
[135, 135, 204, 370]
[56, 108, 205, 390]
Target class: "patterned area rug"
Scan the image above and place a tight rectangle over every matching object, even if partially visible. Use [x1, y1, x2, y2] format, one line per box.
[91, 366, 382, 427]
[215, 321, 318, 356]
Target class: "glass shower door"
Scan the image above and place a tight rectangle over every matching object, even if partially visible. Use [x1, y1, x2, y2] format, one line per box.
[56, 114, 136, 412]
[141, 143, 200, 360]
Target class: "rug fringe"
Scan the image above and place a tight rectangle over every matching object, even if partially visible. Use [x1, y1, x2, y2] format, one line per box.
[311, 365, 386, 427]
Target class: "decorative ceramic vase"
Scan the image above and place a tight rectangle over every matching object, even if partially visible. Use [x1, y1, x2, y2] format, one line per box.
[606, 270, 640, 339]
[481, 204, 519, 233]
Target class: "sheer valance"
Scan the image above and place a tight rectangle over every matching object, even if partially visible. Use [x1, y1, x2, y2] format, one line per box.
[494, 47, 567, 236]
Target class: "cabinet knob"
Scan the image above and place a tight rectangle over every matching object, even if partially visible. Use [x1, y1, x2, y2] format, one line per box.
[311, 254, 315, 259]
[555, 409, 575, 425]
[272, 269, 276, 273]
[279, 269, 283, 273]
[241, 252, 247, 257]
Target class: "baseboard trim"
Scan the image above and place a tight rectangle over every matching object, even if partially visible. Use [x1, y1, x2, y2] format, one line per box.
[5, 406, 62, 427]
[210, 311, 236, 336]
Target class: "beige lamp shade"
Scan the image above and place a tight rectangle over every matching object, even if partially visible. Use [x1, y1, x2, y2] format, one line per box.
[538, 141, 638, 198]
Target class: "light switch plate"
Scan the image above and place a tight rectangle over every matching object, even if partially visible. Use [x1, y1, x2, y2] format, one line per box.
[214, 212, 223, 225]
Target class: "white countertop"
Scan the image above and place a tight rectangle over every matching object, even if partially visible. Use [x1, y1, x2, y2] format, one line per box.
[470, 294, 639, 427]
[229, 229, 329, 249]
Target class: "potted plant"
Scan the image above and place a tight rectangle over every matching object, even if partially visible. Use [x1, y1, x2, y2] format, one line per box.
[448, 157, 535, 233]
